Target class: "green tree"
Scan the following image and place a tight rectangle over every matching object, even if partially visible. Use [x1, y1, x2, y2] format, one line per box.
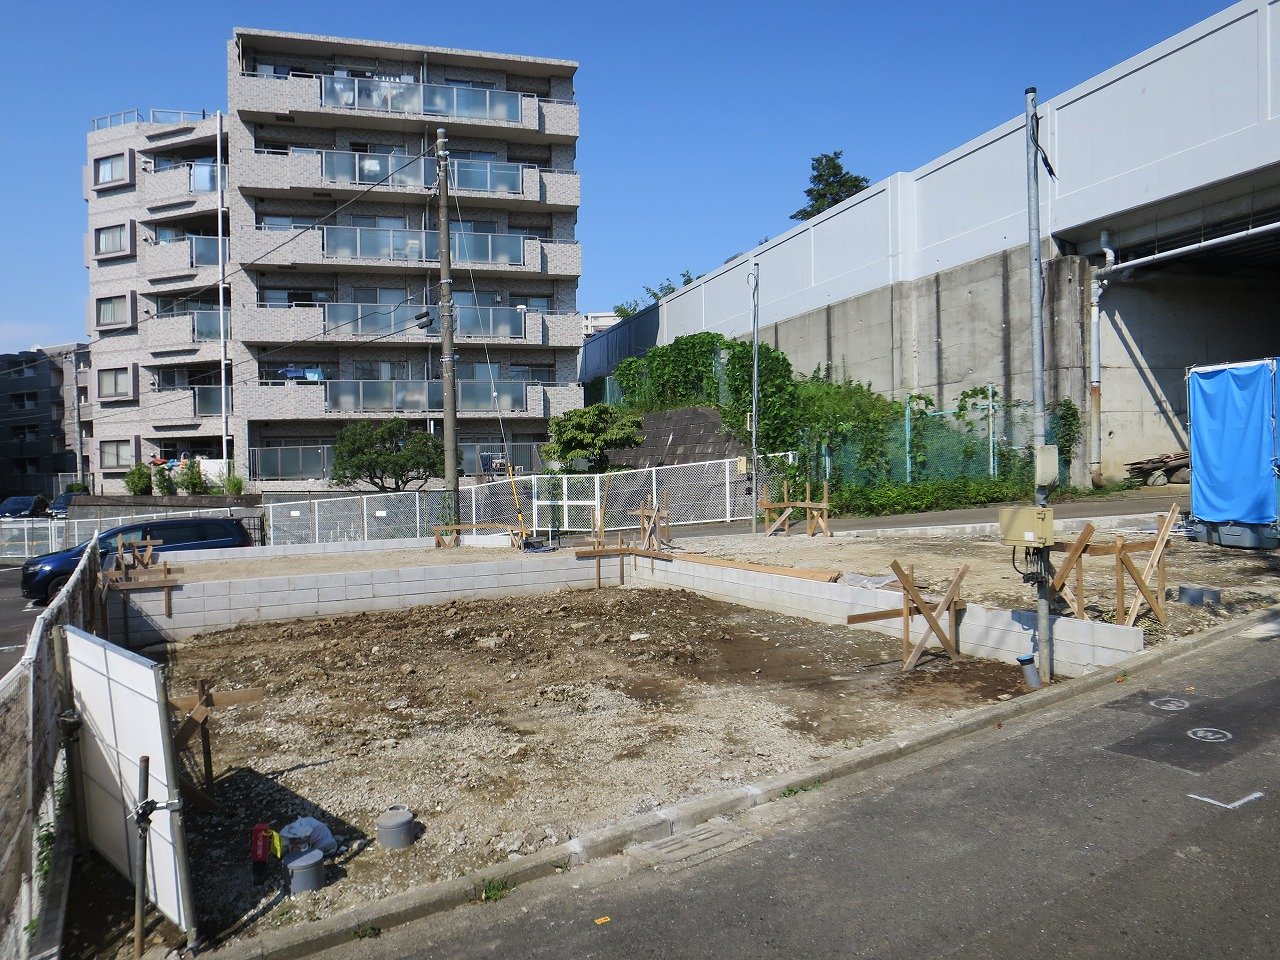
[790, 150, 869, 221]
[541, 404, 643, 472]
[613, 270, 702, 319]
[330, 418, 445, 491]
[174, 460, 209, 495]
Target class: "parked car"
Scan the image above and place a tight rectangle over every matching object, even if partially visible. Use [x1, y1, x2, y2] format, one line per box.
[47, 491, 87, 519]
[21, 517, 253, 603]
[0, 495, 49, 519]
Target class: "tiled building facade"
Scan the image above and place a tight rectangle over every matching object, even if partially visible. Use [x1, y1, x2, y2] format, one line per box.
[84, 29, 582, 493]
[0, 344, 88, 498]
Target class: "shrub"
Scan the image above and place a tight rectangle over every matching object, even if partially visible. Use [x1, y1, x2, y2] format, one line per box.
[224, 463, 245, 496]
[152, 467, 177, 496]
[65, 482, 89, 494]
[123, 463, 153, 496]
[174, 460, 209, 495]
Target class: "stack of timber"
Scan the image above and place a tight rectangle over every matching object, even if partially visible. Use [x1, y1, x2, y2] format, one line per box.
[1124, 451, 1190, 486]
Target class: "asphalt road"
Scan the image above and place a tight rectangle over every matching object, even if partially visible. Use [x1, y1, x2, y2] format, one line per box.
[313, 614, 1278, 960]
[0, 567, 37, 676]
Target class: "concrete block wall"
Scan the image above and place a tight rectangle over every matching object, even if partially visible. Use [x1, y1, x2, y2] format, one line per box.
[627, 557, 1143, 678]
[109, 552, 598, 647]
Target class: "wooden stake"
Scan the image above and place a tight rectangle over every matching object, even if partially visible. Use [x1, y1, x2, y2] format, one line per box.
[1114, 535, 1125, 623]
[196, 679, 214, 789]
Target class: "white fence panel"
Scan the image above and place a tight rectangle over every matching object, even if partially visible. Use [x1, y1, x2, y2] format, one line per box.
[65, 626, 196, 944]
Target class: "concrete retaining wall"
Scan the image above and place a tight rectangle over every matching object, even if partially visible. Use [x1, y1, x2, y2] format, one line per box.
[627, 556, 1143, 678]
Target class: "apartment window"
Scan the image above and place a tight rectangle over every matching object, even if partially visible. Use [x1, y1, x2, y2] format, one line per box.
[95, 295, 130, 328]
[349, 142, 407, 156]
[97, 367, 133, 399]
[11, 425, 39, 442]
[352, 360, 423, 381]
[351, 215, 406, 229]
[94, 154, 128, 185]
[12, 393, 38, 410]
[511, 364, 554, 383]
[451, 150, 498, 162]
[353, 287, 410, 305]
[100, 439, 135, 470]
[445, 78, 497, 90]
[509, 295, 553, 312]
[511, 226, 550, 240]
[259, 288, 334, 306]
[259, 215, 318, 231]
[94, 224, 130, 256]
[155, 225, 190, 244]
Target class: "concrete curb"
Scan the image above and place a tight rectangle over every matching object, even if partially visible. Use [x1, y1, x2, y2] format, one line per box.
[836, 511, 1165, 541]
[203, 602, 1280, 960]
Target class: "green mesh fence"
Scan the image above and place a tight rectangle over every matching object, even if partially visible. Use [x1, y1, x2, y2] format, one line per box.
[795, 398, 1077, 489]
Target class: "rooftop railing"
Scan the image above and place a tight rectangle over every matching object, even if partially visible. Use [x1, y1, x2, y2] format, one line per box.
[91, 108, 211, 131]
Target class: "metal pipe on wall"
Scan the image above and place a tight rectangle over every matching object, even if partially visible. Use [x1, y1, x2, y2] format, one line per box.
[1089, 230, 1115, 487]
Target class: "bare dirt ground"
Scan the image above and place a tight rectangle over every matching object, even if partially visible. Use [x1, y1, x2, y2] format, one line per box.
[145, 586, 1025, 950]
[677, 531, 1280, 641]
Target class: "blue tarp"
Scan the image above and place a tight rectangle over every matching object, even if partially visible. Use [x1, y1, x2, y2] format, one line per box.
[1188, 360, 1278, 525]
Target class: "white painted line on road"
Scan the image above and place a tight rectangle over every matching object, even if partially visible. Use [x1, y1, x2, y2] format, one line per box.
[0, 645, 24, 652]
[1188, 790, 1265, 810]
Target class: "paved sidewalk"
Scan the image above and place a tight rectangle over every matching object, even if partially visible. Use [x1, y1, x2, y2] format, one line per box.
[313, 615, 1278, 960]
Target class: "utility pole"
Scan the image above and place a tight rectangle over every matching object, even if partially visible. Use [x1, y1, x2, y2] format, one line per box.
[1026, 86, 1052, 685]
[436, 127, 459, 525]
[749, 263, 760, 535]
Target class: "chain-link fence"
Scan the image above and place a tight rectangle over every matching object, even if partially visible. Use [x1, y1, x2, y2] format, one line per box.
[264, 491, 454, 545]
[796, 396, 1079, 488]
[1, 536, 101, 958]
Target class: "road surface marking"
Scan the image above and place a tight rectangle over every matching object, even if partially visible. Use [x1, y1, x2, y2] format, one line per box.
[1187, 727, 1233, 742]
[1150, 697, 1191, 711]
[1188, 791, 1264, 810]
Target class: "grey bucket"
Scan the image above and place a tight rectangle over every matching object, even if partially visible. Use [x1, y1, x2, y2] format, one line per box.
[1016, 653, 1041, 689]
[377, 804, 415, 849]
[284, 848, 324, 893]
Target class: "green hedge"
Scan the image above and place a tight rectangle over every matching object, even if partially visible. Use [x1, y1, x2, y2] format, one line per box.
[829, 476, 1034, 517]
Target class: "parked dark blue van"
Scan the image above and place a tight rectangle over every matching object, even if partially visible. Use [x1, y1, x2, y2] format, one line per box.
[21, 517, 252, 603]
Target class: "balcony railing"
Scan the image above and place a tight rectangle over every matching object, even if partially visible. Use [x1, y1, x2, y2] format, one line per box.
[188, 236, 227, 266]
[323, 379, 531, 414]
[248, 441, 544, 480]
[157, 309, 228, 342]
[320, 226, 524, 266]
[187, 162, 227, 193]
[250, 444, 333, 481]
[323, 303, 526, 338]
[319, 150, 523, 194]
[91, 108, 210, 131]
[193, 386, 229, 416]
[320, 75, 523, 122]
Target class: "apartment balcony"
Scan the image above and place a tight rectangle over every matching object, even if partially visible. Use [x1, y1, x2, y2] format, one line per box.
[238, 225, 576, 278]
[88, 110, 220, 153]
[248, 441, 545, 481]
[146, 310, 229, 359]
[234, 302, 583, 347]
[238, 149, 579, 211]
[140, 236, 226, 285]
[239, 379, 564, 419]
[143, 163, 226, 216]
[143, 385, 230, 424]
[230, 72, 577, 144]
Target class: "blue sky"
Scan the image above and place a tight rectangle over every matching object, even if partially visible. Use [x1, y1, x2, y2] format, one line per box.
[0, 0, 1229, 353]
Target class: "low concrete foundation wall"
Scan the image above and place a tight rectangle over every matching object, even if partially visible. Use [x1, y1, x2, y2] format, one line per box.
[110, 549, 1143, 677]
[109, 552, 597, 648]
[627, 556, 1143, 678]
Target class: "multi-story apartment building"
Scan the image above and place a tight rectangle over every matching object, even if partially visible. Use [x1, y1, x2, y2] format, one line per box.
[0, 344, 88, 497]
[84, 28, 582, 493]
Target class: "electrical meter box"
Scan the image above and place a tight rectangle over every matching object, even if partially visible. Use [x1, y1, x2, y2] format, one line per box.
[999, 507, 1054, 547]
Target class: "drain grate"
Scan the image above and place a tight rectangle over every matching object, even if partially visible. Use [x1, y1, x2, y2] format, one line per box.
[631, 824, 760, 873]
